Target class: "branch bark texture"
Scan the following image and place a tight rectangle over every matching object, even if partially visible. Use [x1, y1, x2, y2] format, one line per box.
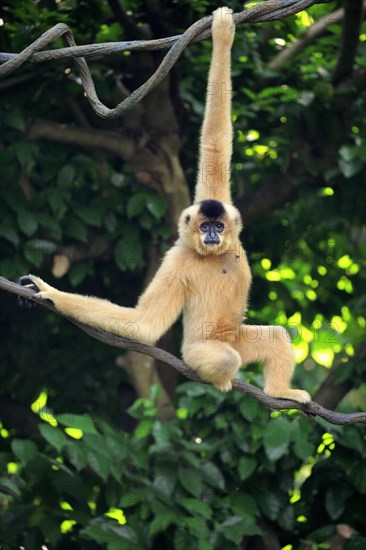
[0, 276, 364, 426]
[0, 1, 333, 118]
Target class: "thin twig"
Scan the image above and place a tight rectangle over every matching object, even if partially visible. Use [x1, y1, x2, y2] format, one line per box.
[0, 0, 333, 118]
[0, 275, 364, 425]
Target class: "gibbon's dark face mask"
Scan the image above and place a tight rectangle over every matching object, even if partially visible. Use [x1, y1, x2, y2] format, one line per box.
[200, 220, 225, 245]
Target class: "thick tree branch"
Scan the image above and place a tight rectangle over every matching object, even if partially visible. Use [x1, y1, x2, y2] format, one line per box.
[0, 1, 333, 118]
[332, 0, 365, 85]
[28, 120, 134, 159]
[237, 176, 324, 225]
[267, 6, 345, 72]
[0, 275, 364, 425]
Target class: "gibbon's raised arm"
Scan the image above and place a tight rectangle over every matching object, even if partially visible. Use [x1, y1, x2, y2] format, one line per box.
[195, 7, 234, 205]
[18, 247, 185, 345]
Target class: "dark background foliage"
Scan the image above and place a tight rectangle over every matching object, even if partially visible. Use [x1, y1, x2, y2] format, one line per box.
[0, 1, 365, 548]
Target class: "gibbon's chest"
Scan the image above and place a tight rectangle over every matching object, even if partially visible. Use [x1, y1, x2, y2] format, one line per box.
[184, 250, 250, 307]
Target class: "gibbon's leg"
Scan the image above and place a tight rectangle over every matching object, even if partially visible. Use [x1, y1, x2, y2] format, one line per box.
[195, 6, 235, 204]
[235, 325, 311, 403]
[182, 340, 242, 392]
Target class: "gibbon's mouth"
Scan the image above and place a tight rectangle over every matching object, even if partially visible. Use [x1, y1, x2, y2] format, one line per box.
[204, 239, 220, 246]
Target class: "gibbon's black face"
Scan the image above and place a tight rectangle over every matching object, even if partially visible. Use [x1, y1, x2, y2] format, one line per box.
[200, 220, 225, 245]
[199, 199, 225, 245]
[178, 198, 242, 256]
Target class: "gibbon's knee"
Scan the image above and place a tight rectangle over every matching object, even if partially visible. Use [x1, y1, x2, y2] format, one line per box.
[182, 341, 241, 392]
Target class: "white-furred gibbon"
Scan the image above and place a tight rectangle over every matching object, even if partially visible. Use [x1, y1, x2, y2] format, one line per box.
[19, 7, 311, 402]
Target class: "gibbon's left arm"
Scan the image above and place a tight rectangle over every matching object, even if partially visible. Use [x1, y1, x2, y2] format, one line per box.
[195, 6, 235, 205]
[18, 247, 186, 345]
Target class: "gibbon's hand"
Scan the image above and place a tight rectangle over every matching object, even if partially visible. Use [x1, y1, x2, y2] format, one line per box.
[212, 7, 235, 48]
[17, 275, 57, 308]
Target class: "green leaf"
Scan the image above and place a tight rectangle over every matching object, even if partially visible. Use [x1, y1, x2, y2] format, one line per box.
[16, 141, 38, 169]
[292, 423, 314, 460]
[325, 485, 344, 520]
[127, 193, 147, 218]
[339, 145, 358, 162]
[184, 516, 209, 539]
[0, 223, 19, 245]
[65, 219, 88, 242]
[152, 420, 170, 445]
[104, 434, 127, 461]
[149, 509, 177, 536]
[178, 468, 203, 497]
[39, 424, 66, 452]
[336, 426, 365, 457]
[56, 413, 97, 434]
[25, 239, 57, 254]
[68, 262, 89, 286]
[17, 210, 38, 237]
[229, 492, 258, 517]
[174, 529, 193, 550]
[120, 492, 142, 508]
[38, 213, 62, 240]
[153, 464, 177, 498]
[57, 165, 75, 187]
[11, 439, 38, 465]
[339, 158, 363, 178]
[201, 461, 225, 490]
[263, 417, 292, 460]
[81, 517, 140, 548]
[257, 490, 281, 520]
[238, 456, 257, 480]
[146, 195, 166, 219]
[180, 498, 212, 518]
[135, 418, 153, 440]
[278, 505, 295, 530]
[78, 203, 104, 227]
[87, 451, 110, 481]
[65, 442, 87, 471]
[350, 461, 366, 494]
[48, 189, 67, 212]
[3, 111, 25, 131]
[23, 239, 56, 267]
[220, 516, 250, 544]
[114, 236, 143, 271]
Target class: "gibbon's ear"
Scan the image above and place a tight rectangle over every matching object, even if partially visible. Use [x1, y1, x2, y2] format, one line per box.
[194, 7, 235, 205]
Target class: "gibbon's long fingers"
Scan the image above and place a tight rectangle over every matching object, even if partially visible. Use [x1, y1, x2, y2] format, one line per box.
[195, 7, 235, 205]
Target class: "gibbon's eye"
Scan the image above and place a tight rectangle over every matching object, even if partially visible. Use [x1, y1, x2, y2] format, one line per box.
[216, 222, 224, 232]
[200, 223, 209, 232]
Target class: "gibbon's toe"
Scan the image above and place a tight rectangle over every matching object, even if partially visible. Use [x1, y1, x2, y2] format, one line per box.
[213, 379, 233, 393]
[289, 389, 312, 403]
[264, 387, 311, 403]
[17, 275, 41, 308]
[17, 275, 41, 293]
[17, 275, 55, 308]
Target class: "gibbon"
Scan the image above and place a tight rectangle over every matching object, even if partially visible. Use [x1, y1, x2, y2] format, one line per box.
[19, 7, 311, 402]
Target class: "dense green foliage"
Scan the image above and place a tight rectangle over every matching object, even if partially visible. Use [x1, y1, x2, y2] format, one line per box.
[1, 386, 366, 549]
[0, 0, 365, 548]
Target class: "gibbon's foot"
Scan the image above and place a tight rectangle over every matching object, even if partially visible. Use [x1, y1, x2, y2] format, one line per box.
[264, 387, 311, 403]
[212, 7, 235, 47]
[213, 378, 233, 393]
[17, 275, 55, 307]
[195, 364, 234, 393]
